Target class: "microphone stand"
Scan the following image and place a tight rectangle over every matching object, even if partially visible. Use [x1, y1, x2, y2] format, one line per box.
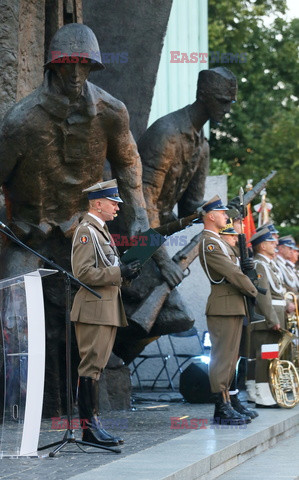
[0, 224, 121, 455]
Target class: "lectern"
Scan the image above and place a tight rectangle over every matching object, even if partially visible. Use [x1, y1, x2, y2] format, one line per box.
[0, 269, 56, 457]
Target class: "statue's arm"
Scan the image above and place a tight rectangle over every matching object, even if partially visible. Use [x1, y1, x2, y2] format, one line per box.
[142, 157, 171, 228]
[106, 104, 149, 236]
[140, 133, 176, 228]
[178, 138, 210, 217]
[0, 120, 22, 185]
[139, 133, 184, 288]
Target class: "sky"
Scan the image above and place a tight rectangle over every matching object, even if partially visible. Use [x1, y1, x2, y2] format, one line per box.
[286, 0, 299, 20]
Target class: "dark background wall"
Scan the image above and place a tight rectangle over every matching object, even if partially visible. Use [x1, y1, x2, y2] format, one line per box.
[83, 0, 173, 141]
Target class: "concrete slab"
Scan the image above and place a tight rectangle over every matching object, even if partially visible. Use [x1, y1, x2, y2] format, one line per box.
[217, 430, 299, 480]
[1, 397, 298, 480]
[66, 406, 299, 480]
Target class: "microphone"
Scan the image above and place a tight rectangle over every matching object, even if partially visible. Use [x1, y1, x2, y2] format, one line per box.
[0, 221, 18, 239]
[101, 210, 118, 218]
[0, 221, 10, 232]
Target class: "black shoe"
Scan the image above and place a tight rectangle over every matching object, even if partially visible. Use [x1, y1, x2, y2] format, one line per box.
[82, 426, 119, 447]
[255, 403, 280, 409]
[214, 393, 251, 425]
[230, 394, 259, 419]
[93, 417, 124, 445]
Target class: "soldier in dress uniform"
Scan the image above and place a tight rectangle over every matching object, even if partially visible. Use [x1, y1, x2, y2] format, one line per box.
[199, 196, 257, 424]
[276, 236, 299, 296]
[218, 222, 258, 419]
[219, 221, 239, 248]
[289, 240, 299, 282]
[71, 179, 140, 446]
[256, 222, 279, 236]
[246, 228, 286, 407]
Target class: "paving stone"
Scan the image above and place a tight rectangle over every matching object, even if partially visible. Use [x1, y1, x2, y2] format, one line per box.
[0, 390, 298, 480]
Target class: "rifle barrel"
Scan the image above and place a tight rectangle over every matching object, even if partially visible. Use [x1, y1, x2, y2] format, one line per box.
[243, 170, 277, 206]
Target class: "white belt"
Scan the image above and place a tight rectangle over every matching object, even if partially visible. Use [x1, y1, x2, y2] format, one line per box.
[272, 299, 286, 306]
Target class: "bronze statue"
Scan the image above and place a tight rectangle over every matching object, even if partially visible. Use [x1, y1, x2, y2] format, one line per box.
[0, 23, 149, 415]
[114, 68, 238, 362]
[140, 67, 237, 260]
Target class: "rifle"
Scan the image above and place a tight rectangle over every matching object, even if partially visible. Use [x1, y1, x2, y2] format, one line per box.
[238, 187, 267, 323]
[129, 233, 201, 333]
[155, 170, 277, 237]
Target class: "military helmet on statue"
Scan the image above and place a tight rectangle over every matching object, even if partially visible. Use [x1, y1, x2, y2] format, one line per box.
[45, 23, 105, 70]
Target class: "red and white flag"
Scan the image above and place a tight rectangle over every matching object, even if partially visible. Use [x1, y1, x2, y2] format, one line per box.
[243, 203, 256, 245]
[261, 344, 279, 359]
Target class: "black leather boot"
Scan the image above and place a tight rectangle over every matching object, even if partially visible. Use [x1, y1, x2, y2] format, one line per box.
[213, 391, 251, 425]
[230, 393, 259, 419]
[226, 391, 252, 423]
[78, 376, 124, 446]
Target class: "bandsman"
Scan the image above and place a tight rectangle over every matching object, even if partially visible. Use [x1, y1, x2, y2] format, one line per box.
[276, 236, 299, 295]
[246, 228, 285, 407]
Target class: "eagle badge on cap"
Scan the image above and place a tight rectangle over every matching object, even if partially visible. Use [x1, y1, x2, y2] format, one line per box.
[80, 235, 89, 244]
[207, 244, 215, 252]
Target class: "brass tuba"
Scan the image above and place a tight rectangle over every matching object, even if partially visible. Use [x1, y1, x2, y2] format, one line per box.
[269, 329, 299, 408]
[284, 291, 299, 367]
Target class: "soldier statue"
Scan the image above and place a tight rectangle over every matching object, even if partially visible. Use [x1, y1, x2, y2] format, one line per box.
[115, 68, 238, 362]
[0, 23, 149, 415]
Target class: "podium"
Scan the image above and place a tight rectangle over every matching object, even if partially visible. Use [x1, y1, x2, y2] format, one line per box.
[0, 269, 57, 457]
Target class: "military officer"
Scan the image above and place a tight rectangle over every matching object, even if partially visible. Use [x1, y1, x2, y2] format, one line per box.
[256, 221, 279, 238]
[289, 240, 299, 282]
[218, 222, 258, 419]
[276, 236, 299, 295]
[71, 179, 140, 447]
[219, 221, 239, 248]
[199, 196, 257, 424]
[246, 228, 285, 407]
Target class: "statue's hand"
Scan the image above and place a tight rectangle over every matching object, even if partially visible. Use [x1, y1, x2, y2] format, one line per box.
[227, 196, 241, 210]
[159, 259, 184, 288]
[226, 196, 245, 218]
[191, 201, 206, 224]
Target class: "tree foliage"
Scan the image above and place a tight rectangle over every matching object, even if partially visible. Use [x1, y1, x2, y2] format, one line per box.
[208, 0, 299, 225]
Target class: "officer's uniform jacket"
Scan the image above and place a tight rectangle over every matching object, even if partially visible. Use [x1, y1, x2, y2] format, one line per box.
[199, 230, 257, 316]
[253, 253, 285, 329]
[275, 255, 299, 295]
[70, 213, 127, 327]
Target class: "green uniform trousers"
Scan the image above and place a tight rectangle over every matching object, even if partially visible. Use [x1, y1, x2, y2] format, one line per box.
[75, 323, 117, 380]
[207, 315, 243, 393]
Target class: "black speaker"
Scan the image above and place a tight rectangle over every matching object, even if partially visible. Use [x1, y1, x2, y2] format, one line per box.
[179, 361, 212, 403]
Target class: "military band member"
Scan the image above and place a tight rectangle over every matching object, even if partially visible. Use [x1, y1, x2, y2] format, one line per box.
[256, 222, 279, 243]
[199, 196, 257, 423]
[246, 228, 285, 407]
[276, 236, 299, 295]
[219, 221, 239, 248]
[289, 241, 299, 283]
[71, 179, 140, 446]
